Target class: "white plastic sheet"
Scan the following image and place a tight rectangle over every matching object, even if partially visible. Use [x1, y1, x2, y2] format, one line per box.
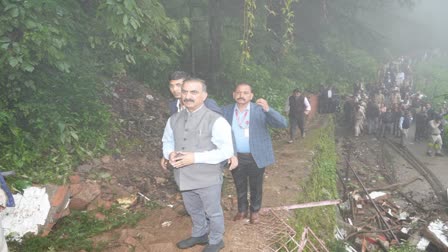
[1, 187, 51, 240]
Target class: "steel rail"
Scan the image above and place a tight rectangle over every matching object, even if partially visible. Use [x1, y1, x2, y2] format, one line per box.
[345, 156, 401, 244]
[384, 139, 447, 204]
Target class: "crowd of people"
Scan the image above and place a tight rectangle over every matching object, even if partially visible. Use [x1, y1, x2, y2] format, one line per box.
[340, 57, 447, 156]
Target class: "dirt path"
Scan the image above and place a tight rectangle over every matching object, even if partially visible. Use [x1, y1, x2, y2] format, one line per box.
[90, 117, 323, 252]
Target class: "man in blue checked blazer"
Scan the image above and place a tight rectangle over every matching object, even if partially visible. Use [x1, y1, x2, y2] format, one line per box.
[222, 83, 287, 224]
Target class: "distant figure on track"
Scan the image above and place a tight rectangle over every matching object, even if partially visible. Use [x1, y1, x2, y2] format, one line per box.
[426, 115, 444, 157]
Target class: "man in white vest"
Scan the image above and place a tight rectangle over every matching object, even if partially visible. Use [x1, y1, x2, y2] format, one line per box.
[162, 78, 235, 252]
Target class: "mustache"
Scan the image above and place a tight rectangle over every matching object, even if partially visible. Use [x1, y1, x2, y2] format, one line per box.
[183, 99, 194, 103]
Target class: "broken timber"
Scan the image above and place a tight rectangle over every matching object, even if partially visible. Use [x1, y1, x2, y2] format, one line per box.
[260, 199, 341, 213]
[345, 156, 401, 245]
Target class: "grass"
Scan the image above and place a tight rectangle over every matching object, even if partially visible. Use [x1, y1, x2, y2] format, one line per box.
[8, 205, 145, 252]
[289, 116, 343, 251]
[289, 116, 420, 251]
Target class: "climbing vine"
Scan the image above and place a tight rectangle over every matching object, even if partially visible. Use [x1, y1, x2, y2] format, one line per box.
[240, 0, 256, 69]
[281, 0, 298, 53]
[240, 0, 298, 68]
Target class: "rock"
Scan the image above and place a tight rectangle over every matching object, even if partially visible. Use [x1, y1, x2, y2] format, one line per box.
[101, 155, 112, 164]
[77, 164, 93, 173]
[42, 185, 71, 237]
[69, 175, 81, 184]
[155, 177, 167, 185]
[69, 184, 82, 196]
[146, 94, 154, 101]
[116, 195, 138, 209]
[91, 158, 101, 167]
[50, 185, 70, 207]
[124, 236, 139, 247]
[69, 183, 101, 210]
[87, 198, 113, 211]
[145, 242, 178, 252]
[97, 170, 112, 180]
[95, 212, 106, 221]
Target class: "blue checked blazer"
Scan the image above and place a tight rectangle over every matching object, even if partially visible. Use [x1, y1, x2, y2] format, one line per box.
[222, 102, 287, 168]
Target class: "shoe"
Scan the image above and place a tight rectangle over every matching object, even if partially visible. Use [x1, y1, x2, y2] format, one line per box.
[233, 212, 248, 221]
[287, 140, 293, 144]
[202, 240, 224, 252]
[176, 234, 209, 249]
[249, 212, 260, 224]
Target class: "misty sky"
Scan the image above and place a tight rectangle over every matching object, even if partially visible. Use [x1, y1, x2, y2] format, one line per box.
[359, 0, 448, 54]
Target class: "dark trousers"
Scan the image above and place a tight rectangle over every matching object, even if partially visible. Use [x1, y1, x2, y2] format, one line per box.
[231, 154, 265, 213]
[289, 115, 305, 140]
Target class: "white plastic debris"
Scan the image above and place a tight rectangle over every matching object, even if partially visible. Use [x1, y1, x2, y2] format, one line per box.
[369, 191, 387, 199]
[345, 244, 358, 252]
[416, 237, 430, 250]
[352, 193, 362, 201]
[399, 211, 409, 220]
[161, 221, 172, 227]
[334, 227, 346, 240]
[1, 187, 51, 239]
[401, 227, 409, 234]
[428, 219, 448, 247]
[146, 94, 154, 101]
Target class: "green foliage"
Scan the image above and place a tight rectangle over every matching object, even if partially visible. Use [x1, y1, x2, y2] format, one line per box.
[320, 35, 378, 89]
[414, 56, 448, 104]
[8, 207, 145, 252]
[0, 0, 186, 182]
[95, 0, 188, 78]
[214, 0, 380, 109]
[240, 0, 256, 67]
[292, 118, 338, 243]
[0, 71, 111, 183]
[388, 242, 418, 252]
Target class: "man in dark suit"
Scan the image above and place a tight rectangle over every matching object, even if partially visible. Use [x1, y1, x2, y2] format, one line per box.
[167, 71, 222, 115]
[288, 88, 311, 143]
[161, 71, 222, 170]
[222, 83, 287, 224]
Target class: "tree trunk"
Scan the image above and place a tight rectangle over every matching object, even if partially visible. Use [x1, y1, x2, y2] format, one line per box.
[208, 0, 222, 91]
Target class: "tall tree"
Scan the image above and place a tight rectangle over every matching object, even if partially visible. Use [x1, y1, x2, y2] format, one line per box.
[208, 0, 222, 89]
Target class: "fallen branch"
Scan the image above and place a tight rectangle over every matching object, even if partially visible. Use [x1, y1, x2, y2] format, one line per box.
[260, 199, 341, 213]
[344, 226, 401, 241]
[422, 227, 448, 251]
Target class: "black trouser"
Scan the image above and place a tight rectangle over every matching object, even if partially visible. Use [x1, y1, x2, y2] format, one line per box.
[231, 154, 265, 213]
[289, 115, 305, 140]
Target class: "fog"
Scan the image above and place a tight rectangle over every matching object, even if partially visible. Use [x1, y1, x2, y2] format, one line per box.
[405, 0, 448, 50]
[360, 0, 448, 55]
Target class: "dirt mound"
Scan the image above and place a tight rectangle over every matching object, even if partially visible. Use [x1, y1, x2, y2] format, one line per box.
[74, 78, 179, 208]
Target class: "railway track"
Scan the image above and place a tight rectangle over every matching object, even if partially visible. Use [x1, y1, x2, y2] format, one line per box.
[384, 138, 448, 205]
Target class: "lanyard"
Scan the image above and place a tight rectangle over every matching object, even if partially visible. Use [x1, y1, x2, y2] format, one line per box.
[235, 109, 249, 129]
